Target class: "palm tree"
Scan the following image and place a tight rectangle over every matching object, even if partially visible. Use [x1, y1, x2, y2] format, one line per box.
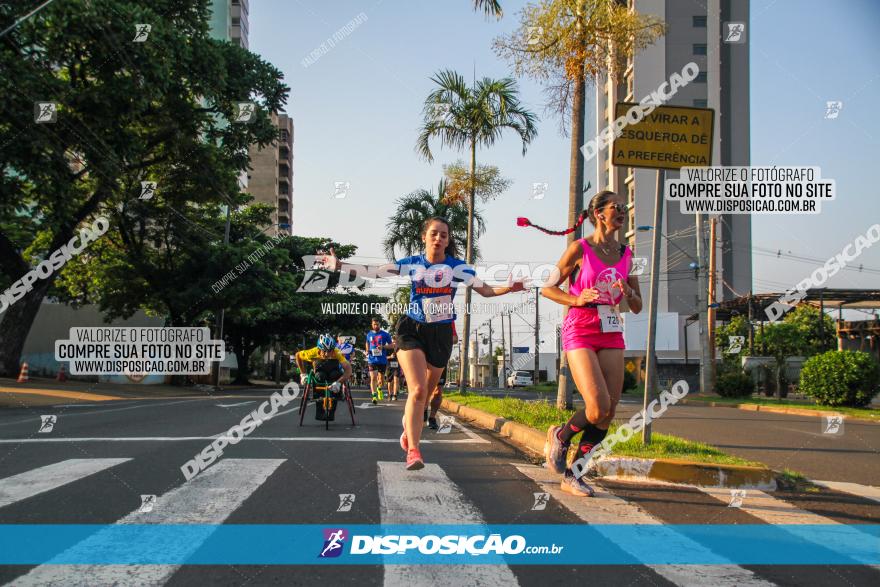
[383, 179, 485, 261]
[416, 69, 537, 391]
[473, 0, 503, 19]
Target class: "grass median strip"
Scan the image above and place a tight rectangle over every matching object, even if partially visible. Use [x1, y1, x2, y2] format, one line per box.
[446, 392, 761, 467]
[684, 395, 880, 421]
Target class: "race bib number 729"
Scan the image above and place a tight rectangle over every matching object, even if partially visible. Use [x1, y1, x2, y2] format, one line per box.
[598, 305, 623, 333]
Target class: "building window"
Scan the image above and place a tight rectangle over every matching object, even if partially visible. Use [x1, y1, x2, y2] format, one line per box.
[694, 72, 707, 83]
[693, 99, 708, 108]
[231, 17, 240, 26]
[693, 15, 707, 27]
[693, 43, 707, 55]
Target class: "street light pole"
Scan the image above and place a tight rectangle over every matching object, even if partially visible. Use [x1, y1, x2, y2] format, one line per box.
[533, 288, 540, 385]
[213, 203, 232, 389]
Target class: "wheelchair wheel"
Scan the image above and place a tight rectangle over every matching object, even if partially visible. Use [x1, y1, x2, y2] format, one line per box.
[345, 384, 357, 426]
[298, 382, 311, 426]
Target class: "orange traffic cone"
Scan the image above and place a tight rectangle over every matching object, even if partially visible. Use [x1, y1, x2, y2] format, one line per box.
[17, 362, 29, 383]
[56, 363, 67, 382]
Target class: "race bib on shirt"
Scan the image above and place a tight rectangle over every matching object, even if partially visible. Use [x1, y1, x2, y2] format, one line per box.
[370, 347, 383, 357]
[598, 305, 623, 333]
[422, 295, 453, 323]
[389, 360, 399, 369]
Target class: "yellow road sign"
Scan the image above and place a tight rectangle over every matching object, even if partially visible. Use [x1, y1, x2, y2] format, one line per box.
[612, 103, 714, 170]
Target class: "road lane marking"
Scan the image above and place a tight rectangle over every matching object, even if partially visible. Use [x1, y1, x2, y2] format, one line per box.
[0, 399, 207, 429]
[513, 463, 775, 586]
[377, 461, 519, 587]
[697, 486, 880, 567]
[0, 387, 122, 401]
[215, 401, 256, 407]
[812, 480, 880, 504]
[8, 459, 284, 586]
[0, 459, 131, 508]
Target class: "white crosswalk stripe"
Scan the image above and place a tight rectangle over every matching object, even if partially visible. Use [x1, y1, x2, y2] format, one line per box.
[8, 459, 284, 586]
[513, 463, 776, 586]
[812, 480, 880, 504]
[0, 459, 131, 508]
[377, 461, 519, 587]
[697, 486, 880, 568]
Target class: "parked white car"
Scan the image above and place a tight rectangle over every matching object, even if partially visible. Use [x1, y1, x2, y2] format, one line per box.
[507, 370, 534, 387]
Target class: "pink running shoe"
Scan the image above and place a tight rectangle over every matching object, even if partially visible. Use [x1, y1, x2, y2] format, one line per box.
[405, 448, 424, 470]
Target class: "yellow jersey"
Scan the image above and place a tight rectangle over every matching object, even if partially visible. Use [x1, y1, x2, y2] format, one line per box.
[297, 347, 348, 364]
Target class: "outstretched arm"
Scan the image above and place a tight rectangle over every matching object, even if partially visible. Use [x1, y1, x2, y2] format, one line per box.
[472, 278, 526, 298]
[317, 247, 400, 278]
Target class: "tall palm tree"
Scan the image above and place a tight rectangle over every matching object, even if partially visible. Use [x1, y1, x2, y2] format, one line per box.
[416, 69, 537, 391]
[383, 179, 485, 261]
[473, 0, 503, 19]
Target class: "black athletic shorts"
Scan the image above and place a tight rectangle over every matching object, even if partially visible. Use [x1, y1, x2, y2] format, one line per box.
[385, 359, 400, 377]
[396, 315, 453, 369]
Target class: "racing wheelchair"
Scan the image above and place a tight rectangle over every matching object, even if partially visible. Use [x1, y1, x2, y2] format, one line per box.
[297, 360, 356, 430]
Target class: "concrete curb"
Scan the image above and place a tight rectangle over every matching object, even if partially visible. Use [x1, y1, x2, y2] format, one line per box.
[681, 398, 880, 424]
[442, 398, 778, 490]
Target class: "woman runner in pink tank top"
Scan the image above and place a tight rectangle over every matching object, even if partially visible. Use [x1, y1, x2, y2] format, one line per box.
[518, 190, 643, 497]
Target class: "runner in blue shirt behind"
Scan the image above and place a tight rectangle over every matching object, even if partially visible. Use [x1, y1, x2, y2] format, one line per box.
[366, 318, 392, 404]
[319, 216, 525, 470]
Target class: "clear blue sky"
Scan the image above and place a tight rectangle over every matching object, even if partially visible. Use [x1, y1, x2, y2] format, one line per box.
[249, 0, 880, 347]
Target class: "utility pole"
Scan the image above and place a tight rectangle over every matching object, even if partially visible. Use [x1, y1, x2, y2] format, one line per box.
[534, 288, 540, 384]
[708, 217, 717, 387]
[748, 290, 754, 355]
[472, 329, 478, 387]
[213, 203, 232, 389]
[499, 314, 506, 389]
[487, 318, 494, 387]
[507, 311, 514, 386]
[642, 170, 665, 443]
[696, 213, 712, 395]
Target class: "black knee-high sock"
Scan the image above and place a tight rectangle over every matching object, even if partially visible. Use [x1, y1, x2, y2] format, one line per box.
[558, 409, 589, 444]
[576, 425, 608, 459]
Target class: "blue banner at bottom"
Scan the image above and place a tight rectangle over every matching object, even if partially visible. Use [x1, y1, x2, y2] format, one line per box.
[0, 524, 877, 565]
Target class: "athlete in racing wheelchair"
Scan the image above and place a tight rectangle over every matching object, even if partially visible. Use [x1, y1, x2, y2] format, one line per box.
[295, 334, 356, 428]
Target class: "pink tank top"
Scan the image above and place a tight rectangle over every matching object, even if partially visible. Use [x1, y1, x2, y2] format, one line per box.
[567, 239, 632, 319]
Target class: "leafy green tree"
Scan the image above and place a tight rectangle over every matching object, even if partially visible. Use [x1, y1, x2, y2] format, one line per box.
[386, 286, 412, 332]
[0, 0, 288, 375]
[494, 0, 664, 409]
[383, 180, 484, 262]
[442, 161, 512, 206]
[781, 305, 836, 356]
[416, 70, 537, 390]
[715, 314, 749, 372]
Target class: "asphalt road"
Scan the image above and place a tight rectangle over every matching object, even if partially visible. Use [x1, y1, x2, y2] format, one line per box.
[0, 387, 878, 586]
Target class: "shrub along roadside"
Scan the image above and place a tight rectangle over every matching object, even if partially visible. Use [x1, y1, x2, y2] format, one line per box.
[799, 350, 880, 407]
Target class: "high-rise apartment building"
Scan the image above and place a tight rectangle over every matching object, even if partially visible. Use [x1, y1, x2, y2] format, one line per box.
[594, 0, 750, 362]
[210, 0, 249, 49]
[247, 112, 294, 236]
[209, 0, 293, 235]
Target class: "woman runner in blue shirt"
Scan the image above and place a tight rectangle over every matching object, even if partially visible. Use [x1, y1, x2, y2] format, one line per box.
[320, 217, 524, 470]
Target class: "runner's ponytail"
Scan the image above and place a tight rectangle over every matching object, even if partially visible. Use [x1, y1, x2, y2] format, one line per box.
[517, 190, 618, 235]
[517, 209, 589, 236]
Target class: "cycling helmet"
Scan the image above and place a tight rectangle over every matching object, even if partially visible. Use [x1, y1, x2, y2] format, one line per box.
[317, 334, 337, 351]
